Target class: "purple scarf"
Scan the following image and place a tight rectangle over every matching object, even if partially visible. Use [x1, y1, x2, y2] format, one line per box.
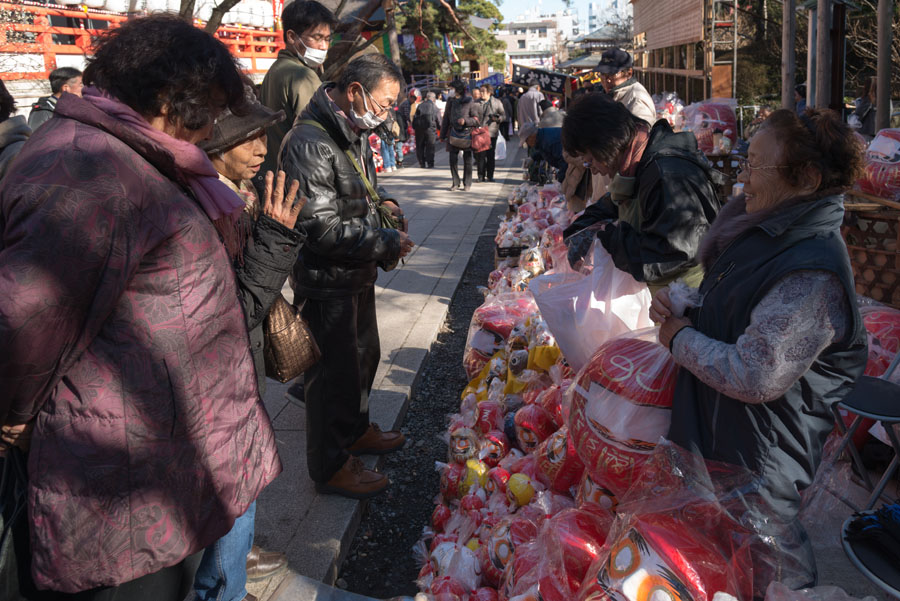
[81, 87, 246, 258]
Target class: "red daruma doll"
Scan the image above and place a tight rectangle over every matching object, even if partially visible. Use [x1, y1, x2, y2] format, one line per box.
[568, 331, 678, 505]
[859, 128, 900, 200]
[683, 101, 737, 156]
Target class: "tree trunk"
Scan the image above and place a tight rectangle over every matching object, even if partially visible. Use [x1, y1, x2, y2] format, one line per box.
[179, 0, 196, 20]
[876, 0, 892, 130]
[205, 0, 242, 33]
[814, 0, 831, 108]
[383, 0, 402, 67]
[782, 0, 796, 110]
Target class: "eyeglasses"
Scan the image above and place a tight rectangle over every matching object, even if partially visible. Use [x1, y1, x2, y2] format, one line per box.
[360, 84, 395, 116]
[737, 157, 783, 174]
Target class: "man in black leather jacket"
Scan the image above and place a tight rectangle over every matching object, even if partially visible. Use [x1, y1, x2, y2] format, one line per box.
[562, 94, 719, 294]
[279, 54, 415, 500]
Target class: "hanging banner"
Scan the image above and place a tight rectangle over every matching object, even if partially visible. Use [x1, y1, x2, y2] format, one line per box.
[511, 63, 573, 95]
[474, 73, 504, 88]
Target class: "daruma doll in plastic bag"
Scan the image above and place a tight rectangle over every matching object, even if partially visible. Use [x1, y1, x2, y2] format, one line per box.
[568, 330, 677, 501]
[858, 128, 900, 200]
[464, 294, 537, 380]
[536, 427, 585, 493]
[683, 100, 737, 155]
[576, 512, 747, 601]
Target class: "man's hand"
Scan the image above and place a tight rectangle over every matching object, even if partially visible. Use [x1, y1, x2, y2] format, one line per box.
[263, 170, 305, 230]
[1, 422, 33, 453]
[381, 201, 408, 232]
[397, 231, 416, 258]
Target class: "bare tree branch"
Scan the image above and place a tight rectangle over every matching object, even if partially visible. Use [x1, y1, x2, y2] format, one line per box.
[436, 0, 475, 42]
[324, 27, 389, 79]
[204, 0, 242, 33]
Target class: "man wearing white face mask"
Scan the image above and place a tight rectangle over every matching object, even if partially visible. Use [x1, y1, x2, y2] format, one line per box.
[257, 0, 335, 197]
[279, 54, 415, 499]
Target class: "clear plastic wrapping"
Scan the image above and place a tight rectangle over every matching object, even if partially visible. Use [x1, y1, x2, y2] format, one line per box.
[567, 328, 678, 505]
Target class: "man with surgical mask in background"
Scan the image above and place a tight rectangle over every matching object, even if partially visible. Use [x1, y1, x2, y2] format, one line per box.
[279, 54, 415, 499]
[258, 0, 336, 197]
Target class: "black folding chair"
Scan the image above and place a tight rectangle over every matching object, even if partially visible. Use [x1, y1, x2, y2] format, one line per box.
[832, 351, 900, 511]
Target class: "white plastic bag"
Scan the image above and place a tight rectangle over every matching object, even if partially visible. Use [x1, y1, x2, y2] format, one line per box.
[529, 241, 653, 371]
[495, 134, 507, 161]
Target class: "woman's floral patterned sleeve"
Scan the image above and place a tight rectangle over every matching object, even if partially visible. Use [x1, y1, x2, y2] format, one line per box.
[671, 270, 849, 403]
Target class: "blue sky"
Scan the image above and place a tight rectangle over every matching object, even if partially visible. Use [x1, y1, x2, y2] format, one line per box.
[499, 0, 590, 23]
[498, 0, 628, 32]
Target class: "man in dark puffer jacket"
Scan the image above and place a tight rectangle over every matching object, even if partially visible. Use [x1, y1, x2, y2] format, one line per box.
[279, 55, 415, 499]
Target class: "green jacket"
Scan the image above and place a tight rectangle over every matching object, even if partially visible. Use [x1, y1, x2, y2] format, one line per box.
[259, 49, 321, 180]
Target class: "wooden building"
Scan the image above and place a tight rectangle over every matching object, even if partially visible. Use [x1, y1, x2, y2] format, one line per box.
[631, 0, 737, 102]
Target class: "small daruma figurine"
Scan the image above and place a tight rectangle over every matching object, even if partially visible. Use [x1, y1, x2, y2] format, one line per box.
[449, 426, 480, 464]
[480, 430, 511, 467]
[514, 404, 557, 453]
[568, 332, 677, 499]
[440, 462, 466, 500]
[488, 515, 539, 574]
[576, 471, 619, 515]
[536, 427, 585, 493]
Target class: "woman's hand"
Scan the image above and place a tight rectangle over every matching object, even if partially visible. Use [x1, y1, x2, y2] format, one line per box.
[457, 118, 465, 126]
[658, 316, 693, 350]
[649, 286, 674, 324]
[1, 422, 33, 452]
[263, 170, 305, 229]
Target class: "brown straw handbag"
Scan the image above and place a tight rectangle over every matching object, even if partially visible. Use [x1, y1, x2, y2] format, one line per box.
[263, 296, 321, 383]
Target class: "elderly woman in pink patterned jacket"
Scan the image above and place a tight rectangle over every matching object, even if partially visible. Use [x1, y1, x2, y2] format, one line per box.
[0, 15, 280, 599]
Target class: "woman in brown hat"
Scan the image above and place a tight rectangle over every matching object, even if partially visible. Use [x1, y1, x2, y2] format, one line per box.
[196, 88, 307, 601]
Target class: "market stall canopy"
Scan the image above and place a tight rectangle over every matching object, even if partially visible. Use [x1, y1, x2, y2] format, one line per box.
[557, 54, 605, 71]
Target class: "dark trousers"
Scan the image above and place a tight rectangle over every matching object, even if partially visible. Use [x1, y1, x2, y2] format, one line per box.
[499, 121, 510, 142]
[301, 286, 380, 482]
[415, 128, 436, 167]
[476, 136, 498, 180]
[448, 148, 473, 189]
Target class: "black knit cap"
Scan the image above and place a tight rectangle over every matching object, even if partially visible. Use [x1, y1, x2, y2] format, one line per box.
[201, 86, 284, 155]
[596, 48, 633, 74]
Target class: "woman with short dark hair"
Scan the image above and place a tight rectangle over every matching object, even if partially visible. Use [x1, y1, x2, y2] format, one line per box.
[0, 15, 279, 599]
[562, 93, 719, 292]
[652, 109, 868, 586]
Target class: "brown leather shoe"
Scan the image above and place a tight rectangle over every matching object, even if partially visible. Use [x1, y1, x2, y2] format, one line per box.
[316, 456, 389, 499]
[241, 595, 258, 601]
[347, 423, 406, 456]
[246, 544, 288, 582]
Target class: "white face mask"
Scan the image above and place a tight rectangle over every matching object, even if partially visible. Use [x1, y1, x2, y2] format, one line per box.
[350, 86, 386, 130]
[296, 37, 327, 66]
